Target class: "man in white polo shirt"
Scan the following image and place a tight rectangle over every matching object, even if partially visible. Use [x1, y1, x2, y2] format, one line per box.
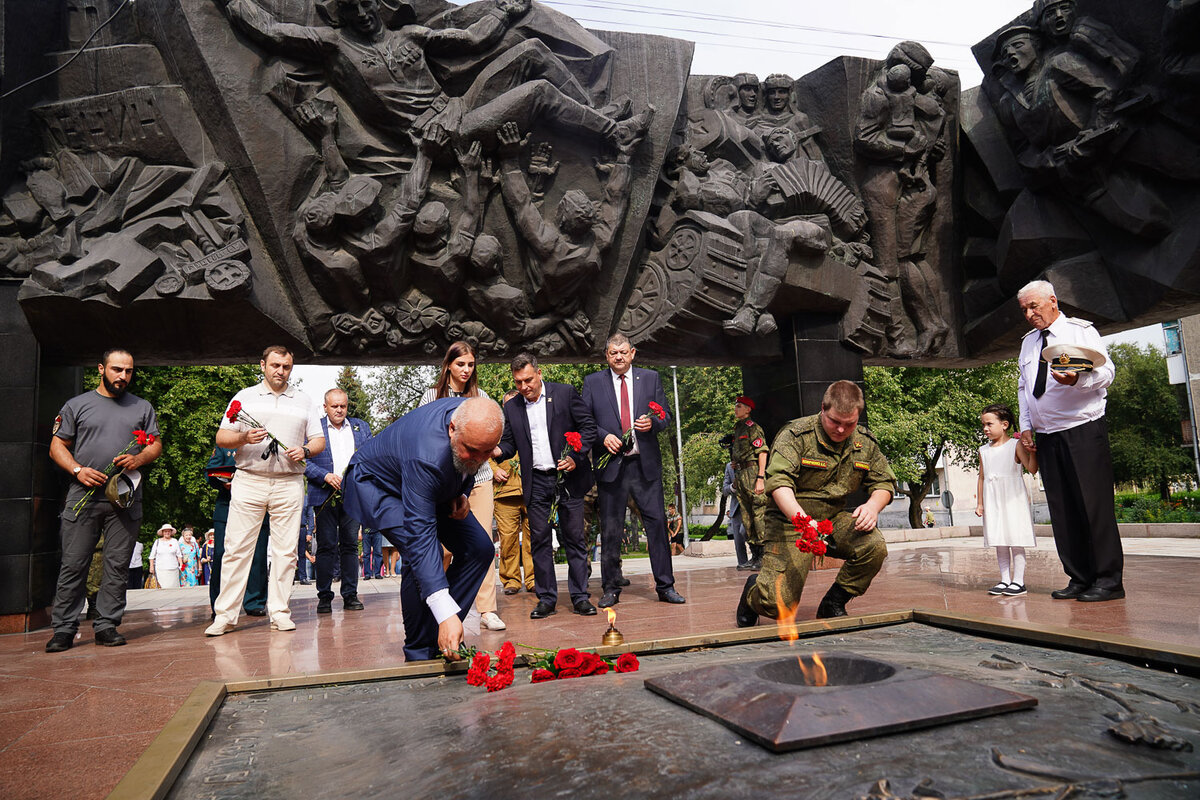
[206, 346, 325, 636]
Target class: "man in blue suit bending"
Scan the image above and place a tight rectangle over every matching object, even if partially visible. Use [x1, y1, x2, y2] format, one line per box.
[305, 389, 374, 613]
[343, 397, 503, 661]
[582, 334, 685, 608]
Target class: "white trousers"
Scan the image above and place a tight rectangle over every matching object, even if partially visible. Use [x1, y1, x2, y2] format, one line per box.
[213, 471, 303, 625]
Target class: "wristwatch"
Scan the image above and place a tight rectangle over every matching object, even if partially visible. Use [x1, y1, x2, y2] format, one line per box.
[302, 446, 311, 458]
[72, 466, 82, 476]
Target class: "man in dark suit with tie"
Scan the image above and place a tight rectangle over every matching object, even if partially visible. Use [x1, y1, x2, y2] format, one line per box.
[582, 334, 686, 608]
[496, 353, 598, 619]
[305, 389, 374, 613]
[342, 397, 503, 661]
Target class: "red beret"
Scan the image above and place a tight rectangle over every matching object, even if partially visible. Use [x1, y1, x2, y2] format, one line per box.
[735, 395, 755, 411]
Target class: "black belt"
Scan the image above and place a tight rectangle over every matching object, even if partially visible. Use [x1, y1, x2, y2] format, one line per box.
[533, 467, 558, 475]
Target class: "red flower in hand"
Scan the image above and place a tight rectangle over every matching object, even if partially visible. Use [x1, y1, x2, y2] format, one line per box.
[225, 400, 242, 423]
[615, 653, 640, 673]
[531, 668, 556, 683]
[564, 431, 583, 452]
[133, 429, 148, 446]
[553, 647, 585, 671]
[648, 401, 666, 420]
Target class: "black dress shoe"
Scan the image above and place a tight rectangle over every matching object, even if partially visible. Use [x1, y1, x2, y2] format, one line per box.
[244, 607, 267, 617]
[298, 579, 313, 586]
[94, 628, 127, 647]
[1076, 586, 1125, 602]
[735, 574, 759, 628]
[573, 599, 598, 616]
[657, 588, 686, 604]
[616, 577, 631, 587]
[530, 600, 557, 619]
[597, 591, 620, 608]
[45, 631, 74, 653]
[1050, 583, 1088, 600]
[343, 595, 365, 610]
[316, 598, 333, 614]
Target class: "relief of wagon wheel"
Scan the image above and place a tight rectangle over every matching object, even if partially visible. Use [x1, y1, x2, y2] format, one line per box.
[619, 261, 670, 339]
[664, 224, 702, 271]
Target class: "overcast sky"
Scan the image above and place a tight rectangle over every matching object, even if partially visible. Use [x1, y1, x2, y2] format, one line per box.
[293, 0, 1164, 394]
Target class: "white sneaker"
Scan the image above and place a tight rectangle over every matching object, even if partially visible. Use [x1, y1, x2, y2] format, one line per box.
[205, 618, 237, 637]
[480, 612, 507, 631]
[270, 614, 296, 632]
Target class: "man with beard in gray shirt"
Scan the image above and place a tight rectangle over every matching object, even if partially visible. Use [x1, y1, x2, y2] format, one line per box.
[46, 349, 161, 652]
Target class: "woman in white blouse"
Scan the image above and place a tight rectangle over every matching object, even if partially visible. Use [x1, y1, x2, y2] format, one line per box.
[149, 523, 184, 588]
[419, 341, 506, 631]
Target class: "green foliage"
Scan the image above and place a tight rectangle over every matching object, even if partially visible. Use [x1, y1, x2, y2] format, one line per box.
[115, 365, 262, 545]
[864, 361, 1017, 528]
[336, 366, 376, 431]
[1105, 343, 1194, 500]
[680, 431, 727, 505]
[1113, 492, 1200, 522]
[368, 365, 436, 425]
[651, 366, 742, 441]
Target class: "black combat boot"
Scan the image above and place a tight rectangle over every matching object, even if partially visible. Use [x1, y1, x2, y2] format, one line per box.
[735, 573, 759, 628]
[816, 583, 853, 619]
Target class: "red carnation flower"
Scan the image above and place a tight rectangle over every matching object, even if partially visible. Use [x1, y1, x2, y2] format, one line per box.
[146, 433, 156, 445]
[133, 429, 148, 446]
[564, 431, 583, 452]
[817, 519, 834, 537]
[225, 400, 242, 423]
[554, 647, 585, 671]
[615, 653, 640, 673]
[466, 668, 486, 687]
[557, 667, 583, 679]
[648, 401, 666, 420]
[531, 668, 556, 683]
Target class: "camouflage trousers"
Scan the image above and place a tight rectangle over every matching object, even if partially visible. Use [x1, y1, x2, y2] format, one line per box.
[746, 506, 887, 618]
[733, 468, 768, 546]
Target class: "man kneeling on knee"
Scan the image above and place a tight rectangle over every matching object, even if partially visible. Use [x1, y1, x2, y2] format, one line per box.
[736, 380, 894, 626]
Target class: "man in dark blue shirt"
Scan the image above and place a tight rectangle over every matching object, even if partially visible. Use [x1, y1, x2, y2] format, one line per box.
[343, 397, 503, 661]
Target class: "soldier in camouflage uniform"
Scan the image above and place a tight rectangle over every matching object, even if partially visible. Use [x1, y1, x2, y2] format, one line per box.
[736, 380, 894, 625]
[730, 395, 769, 568]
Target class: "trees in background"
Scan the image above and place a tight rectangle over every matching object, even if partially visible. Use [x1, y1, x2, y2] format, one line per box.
[1106, 343, 1195, 499]
[336, 366, 376, 430]
[864, 361, 1017, 528]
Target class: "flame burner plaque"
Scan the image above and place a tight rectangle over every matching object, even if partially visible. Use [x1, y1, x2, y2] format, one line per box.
[644, 651, 1037, 752]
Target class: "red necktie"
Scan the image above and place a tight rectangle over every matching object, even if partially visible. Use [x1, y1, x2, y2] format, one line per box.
[620, 374, 631, 432]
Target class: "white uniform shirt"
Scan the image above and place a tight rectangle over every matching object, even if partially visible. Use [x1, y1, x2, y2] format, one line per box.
[525, 391, 556, 469]
[326, 419, 357, 477]
[219, 382, 323, 475]
[129, 541, 143, 569]
[1018, 314, 1115, 434]
[610, 369, 640, 455]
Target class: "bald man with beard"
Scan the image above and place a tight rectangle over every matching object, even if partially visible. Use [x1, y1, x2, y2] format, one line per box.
[343, 397, 504, 660]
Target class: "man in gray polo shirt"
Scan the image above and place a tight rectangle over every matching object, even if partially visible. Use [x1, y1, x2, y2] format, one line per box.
[206, 345, 325, 636]
[46, 349, 162, 652]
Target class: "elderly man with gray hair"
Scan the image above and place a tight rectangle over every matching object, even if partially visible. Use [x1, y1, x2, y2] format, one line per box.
[1016, 280, 1123, 602]
[342, 396, 504, 661]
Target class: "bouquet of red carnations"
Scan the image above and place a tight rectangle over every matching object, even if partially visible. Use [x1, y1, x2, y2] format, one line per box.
[594, 401, 667, 471]
[527, 645, 639, 683]
[547, 431, 583, 525]
[793, 513, 834, 564]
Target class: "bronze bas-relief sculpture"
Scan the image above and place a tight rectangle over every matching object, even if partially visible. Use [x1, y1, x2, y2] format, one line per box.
[3, 0, 1200, 365]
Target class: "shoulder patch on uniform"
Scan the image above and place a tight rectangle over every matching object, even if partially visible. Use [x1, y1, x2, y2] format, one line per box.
[52, 415, 61, 436]
[752, 437, 765, 448]
[744, 419, 754, 427]
[1066, 317, 1094, 328]
[800, 457, 828, 469]
[854, 460, 871, 470]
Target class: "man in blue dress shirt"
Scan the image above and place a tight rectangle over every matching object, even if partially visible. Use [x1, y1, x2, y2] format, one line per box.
[343, 396, 503, 661]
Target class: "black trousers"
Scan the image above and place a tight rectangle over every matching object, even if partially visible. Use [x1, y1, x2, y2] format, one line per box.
[528, 470, 589, 605]
[315, 501, 361, 602]
[597, 457, 676, 594]
[1037, 416, 1124, 591]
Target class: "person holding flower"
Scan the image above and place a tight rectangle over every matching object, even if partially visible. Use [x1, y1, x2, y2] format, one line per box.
[735, 380, 894, 628]
[205, 346, 325, 637]
[46, 349, 161, 653]
[582, 334, 684, 608]
[496, 353, 597, 620]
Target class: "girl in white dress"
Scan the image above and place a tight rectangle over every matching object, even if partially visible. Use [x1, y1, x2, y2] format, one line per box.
[974, 404, 1038, 596]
